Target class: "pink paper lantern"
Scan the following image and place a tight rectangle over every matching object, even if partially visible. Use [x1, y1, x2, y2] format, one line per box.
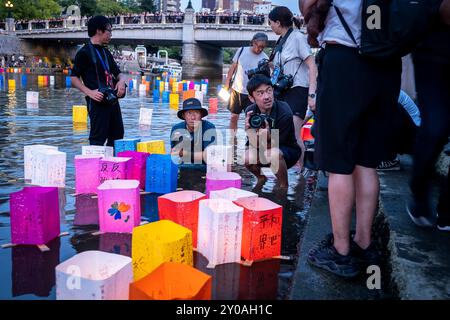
[75, 155, 102, 194]
[158, 190, 206, 247]
[99, 157, 133, 185]
[74, 194, 99, 226]
[117, 151, 150, 190]
[97, 180, 141, 233]
[9, 186, 60, 245]
[205, 172, 242, 197]
[234, 197, 283, 262]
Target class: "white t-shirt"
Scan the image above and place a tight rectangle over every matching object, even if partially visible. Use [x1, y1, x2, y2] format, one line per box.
[231, 47, 269, 95]
[273, 29, 312, 88]
[319, 0, 362, 48]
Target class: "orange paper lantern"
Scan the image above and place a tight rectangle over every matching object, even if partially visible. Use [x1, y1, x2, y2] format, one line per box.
[234, 197, 283, 263]
[300, 119, 314, 142]
[129, 262, 211, 300]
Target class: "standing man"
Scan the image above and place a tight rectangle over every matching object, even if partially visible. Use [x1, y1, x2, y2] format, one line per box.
[71, 15, 127, 147]
[224, 32, 269, 131]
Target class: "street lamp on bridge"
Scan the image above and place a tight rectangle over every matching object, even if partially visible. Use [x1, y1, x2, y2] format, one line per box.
[5, 1, 13, 18]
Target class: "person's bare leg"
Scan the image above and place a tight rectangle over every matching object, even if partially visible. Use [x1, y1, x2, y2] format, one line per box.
[229, 113, 239, 131]
[245, 149, 266, 185]
[269, 148, 288, 188]
[353, 165, 379, 250]
[293, 115, 305, 169]
[328, 172, 355, 255]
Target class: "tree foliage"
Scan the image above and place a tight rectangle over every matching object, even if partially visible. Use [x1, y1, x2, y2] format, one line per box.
[0, 0, 62, 20]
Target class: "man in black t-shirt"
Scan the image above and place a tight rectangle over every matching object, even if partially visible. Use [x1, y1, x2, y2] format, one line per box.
[71, 15, 127, 147]
[244, 75, 302, 188]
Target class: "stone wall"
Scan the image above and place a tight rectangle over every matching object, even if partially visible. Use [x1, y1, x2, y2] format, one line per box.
[0, 34, 21, 56]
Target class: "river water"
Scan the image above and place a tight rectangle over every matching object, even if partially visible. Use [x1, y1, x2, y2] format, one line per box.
[0, 73, 316, 300]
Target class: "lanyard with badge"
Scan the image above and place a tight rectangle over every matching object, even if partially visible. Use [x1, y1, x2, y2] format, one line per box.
[95, 47, 114, 88]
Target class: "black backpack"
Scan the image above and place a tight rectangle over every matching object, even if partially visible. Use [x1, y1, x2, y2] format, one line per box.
[335, 0, 435, 59]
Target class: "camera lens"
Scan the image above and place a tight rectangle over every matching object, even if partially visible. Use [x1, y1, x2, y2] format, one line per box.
[249, 114, 263, 129]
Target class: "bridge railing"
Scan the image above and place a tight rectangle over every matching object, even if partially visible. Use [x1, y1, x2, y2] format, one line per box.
[12, 12, 270, 33]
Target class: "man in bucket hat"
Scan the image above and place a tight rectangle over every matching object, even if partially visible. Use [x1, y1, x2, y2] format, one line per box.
[170, 98, 217, 165]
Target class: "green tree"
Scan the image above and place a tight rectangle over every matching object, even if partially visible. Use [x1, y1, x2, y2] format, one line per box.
[0, 0, 61, 20]
[96, 0, 129, 15]
[140, 0, 155, 13]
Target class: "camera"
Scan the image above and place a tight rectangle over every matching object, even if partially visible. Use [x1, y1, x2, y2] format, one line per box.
[273, 74, 294, 97]
[98, 86, 118, 105]
[249, 114, 273, 129]
[246, 59, 271, 80]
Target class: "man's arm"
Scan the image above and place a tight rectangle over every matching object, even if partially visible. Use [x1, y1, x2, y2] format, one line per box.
[441, 0, 450, 25]
[71, 76, 104, 102]
[299, 0, 318, 16]
[224, 63, 238, 90]
[115, 73, 127, 98]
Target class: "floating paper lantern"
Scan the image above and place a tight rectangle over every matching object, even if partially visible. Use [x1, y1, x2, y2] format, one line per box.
[12, 239, 60, 298]
[65, 76, 71, 87]
[197, 199, 243, 268]
[234, 197, 283, 263]
[137, 140, 166, 154]
[129, 262, 211, 300]
[145, 154, 178, 194]
[172, 81, 178, 93]
[97, 179, 141, 233]
[162, 91, 170, 103]
[82, 145, 114, 158]
[169, 93, 179, 106]
[201, 83, 208, 94]
[301, 118, 315, 142]
[32, 149, 66, 187]
[74, 155, 102, 194]
[114, 138, 140, 156]
[206, 145, 233, 173]
[205, 172, 241, 197]
[74, 194, 99, 226]
[132, 220, 193, 281]
[195, 91, 204, 103]
[189, 82, 195, 90]
[117, 151, 150, 190]
[209, 98, 218, 113]
[138, 108, 153, 126]
[10, 186, 60, 245]
[99, 157, 132, 184]
[26, 91, 39, 104]
[56, 251, 133, 300]
[158, 190, 206, 246]
[21, 75, 27, 86]
[8, 79, 15, 88]
[209, 187, 258, 202]
[49, 76, 55, 86]
[152, 89, 160, 101]
[99, 233, 132, 257]
[24, 145, 58, 181]
[73, 105, 88, 123]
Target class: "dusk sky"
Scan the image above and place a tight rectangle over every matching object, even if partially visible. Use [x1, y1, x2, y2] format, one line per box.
[180, 0, 300, 14]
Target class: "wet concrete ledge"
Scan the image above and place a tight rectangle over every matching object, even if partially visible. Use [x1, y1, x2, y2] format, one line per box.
[289, 155, 450, 300]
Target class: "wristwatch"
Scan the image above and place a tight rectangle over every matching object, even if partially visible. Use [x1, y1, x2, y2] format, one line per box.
[308, 93, 316, 99]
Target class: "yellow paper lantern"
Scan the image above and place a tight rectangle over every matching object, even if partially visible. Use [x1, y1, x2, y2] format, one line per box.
[73, 105, 88, 123]
[132, 220, 193, 281]
[136, 140, 166, 154]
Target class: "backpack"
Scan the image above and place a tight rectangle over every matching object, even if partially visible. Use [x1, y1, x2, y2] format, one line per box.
[335, 0, 435, 59]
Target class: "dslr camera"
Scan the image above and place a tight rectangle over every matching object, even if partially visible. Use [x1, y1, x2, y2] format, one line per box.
[249, 114, 273, 129]
[273, 73, 294, 98]
[98, 86, 118, 106]
[246, 59, 271, 80]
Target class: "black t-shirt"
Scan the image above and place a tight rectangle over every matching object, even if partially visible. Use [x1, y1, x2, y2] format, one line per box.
[71, 42, 121, 91]
[245, 100, 301, 151]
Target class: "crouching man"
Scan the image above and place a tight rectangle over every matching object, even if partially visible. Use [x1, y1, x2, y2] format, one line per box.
[244, 75, 302, 188]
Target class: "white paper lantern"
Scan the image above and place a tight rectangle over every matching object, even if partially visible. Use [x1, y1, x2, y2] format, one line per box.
[56, 250, 133, 300]
[209, 187, 258, 202]
[197, 199, 243, 268]
[26, 91, 39, 104]
[32, 149, 66, 187]
[24, 145, 58, 181]
[139, 108, 153, 126]
[82, 145, 114, 158]
[206, 145, 233, 173]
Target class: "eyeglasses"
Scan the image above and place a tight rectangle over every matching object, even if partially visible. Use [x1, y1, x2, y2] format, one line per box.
[254, 87, 273, 98]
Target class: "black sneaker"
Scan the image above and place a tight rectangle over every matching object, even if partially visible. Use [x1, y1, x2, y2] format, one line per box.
[350, 239, 381, 269]
[406, 199, 435, 228]
[307, 236, 360, 278]
[377, 158, 400, 171]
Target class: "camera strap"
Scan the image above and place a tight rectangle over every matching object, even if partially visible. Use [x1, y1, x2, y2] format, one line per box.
[269, 27, 294, 62]
[87, 41, 102, 90]
[230, 47, 244, 89]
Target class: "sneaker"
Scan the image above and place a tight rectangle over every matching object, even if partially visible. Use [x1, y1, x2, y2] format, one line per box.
[406, 199, 435, 228]
[307, 236, 360, 278]
[350, 239, 381, 269]
[377, 158, 400, 171]
[437, 215, 450, 232]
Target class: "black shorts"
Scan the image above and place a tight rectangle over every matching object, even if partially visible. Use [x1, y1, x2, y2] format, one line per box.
[228, 89, 252, 114]
[280, 145, 302, 169]
[315, 44, 401, 174]
[278, 86, 308, 119]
